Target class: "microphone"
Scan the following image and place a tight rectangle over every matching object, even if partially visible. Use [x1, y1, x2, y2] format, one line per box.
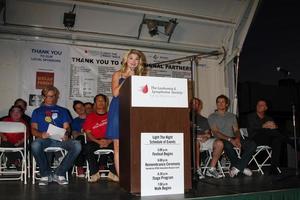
[276, 66, 291, 76]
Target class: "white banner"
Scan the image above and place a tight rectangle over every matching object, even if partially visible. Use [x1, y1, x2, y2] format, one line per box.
[141, 133, 184, 196]
[20, 42, 69, 114]
[69, 46, 191, 103]
[131, 76, 188, 108]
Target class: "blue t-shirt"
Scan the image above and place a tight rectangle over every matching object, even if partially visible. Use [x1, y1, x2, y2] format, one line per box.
[31, 104, 72, 132]
[71, 117, 85, 132]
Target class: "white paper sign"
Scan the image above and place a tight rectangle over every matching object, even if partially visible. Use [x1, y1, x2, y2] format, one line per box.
[47, 124, 66, 141]
[131, 76, 188, 108]
[141, 133, 184, 196]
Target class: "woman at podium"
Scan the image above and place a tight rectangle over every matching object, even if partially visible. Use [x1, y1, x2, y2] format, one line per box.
[106, 49, 146, 178]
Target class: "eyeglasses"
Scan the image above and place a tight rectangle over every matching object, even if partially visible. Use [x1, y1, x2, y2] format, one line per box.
[45, 95, 56, 98]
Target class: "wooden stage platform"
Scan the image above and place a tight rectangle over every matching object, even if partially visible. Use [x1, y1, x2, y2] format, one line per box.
[1, 168, 300, 200]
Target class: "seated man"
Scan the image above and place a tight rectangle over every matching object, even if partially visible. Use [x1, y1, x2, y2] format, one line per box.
[0, 105, 29, 170]
[83, 94, 118, 183]
[84, 102, 94, 115]
[208, 95, 257, 177]
[247, 99, 286, 174]
[31, 86, 81, 186]
[71, 100, 87, 177]
[191, 98, 224, 179]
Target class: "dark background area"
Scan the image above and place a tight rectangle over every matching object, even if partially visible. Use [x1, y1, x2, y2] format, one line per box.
[238, 0, 300, 167]
[238, 0, 300, 136]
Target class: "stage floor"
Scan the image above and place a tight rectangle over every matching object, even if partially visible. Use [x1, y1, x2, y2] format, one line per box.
[1, 168, 300, 200]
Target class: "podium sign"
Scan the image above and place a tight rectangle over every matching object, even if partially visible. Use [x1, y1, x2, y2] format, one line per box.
[131, 76, 188, 108]
[141, 133, 184, 196]
[119, 76, 191, 194]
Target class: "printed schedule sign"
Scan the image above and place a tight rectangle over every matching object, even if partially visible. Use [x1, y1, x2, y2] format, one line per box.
[141, 133, 184, 196]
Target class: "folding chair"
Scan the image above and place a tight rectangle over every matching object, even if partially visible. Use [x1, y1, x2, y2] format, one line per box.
[199, 141, 225, 178]
[32, 142, 68, 184]
[83, 133, 114, 181]
[240, 128, 281, 175]
[0, 122, 27, 184]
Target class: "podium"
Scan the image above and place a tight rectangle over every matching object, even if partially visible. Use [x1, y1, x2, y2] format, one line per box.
[119, 76, 191, 194]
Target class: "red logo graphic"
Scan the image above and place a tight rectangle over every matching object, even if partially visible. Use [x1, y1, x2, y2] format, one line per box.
[142, 84, 148, 94]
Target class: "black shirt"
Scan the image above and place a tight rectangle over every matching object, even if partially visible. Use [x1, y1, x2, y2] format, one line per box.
[246, 112, 273, 138]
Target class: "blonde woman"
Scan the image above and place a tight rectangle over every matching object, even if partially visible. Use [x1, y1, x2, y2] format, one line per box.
[106, 49, 146, 179]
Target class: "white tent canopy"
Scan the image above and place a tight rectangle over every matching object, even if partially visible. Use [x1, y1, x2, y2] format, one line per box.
[0, 0, 258, 54]
[0, 0, 259, 115]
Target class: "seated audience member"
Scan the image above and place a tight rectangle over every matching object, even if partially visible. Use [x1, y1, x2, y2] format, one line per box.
[71, 101, 86, 177]
[208, 95, 257, 177]
[0, 105, 29, 170]
[71, 100, 87, 177]
[0, 98, 31, 126]
[14, 98, 31, 126]
[247, 99, 289, 175]
[31, 86, 81, 186]
[84, 102, 94, 115]
[190, 98, 224, 179]
[83, 94, 118, 183]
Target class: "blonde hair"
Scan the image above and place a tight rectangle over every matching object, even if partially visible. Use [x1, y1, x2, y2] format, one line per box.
[120, 49, 146, 75]
[41, 86, 60, 98]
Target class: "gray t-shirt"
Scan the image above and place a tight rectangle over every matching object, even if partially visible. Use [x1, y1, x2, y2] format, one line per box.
[208, 111, 238, 137]
[194, 113, 210, 134]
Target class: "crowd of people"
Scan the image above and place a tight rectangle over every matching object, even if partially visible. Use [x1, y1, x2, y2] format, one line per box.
[191, 95, 297, 180]
[0, 49, 292, 186]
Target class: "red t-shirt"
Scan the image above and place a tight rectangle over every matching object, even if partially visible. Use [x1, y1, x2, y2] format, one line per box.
[1, 117, 27, 144]
[83, 112, 107, 139]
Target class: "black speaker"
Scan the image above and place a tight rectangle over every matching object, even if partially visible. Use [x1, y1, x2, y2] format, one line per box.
[63, 12, 76, 28]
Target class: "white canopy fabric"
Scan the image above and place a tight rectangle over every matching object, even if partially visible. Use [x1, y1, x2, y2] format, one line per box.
[0, 0, 260, 113]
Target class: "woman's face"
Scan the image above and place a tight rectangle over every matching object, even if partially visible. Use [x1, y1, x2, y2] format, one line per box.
[126, 53, 140, 71]
[10, 108, 23, 121]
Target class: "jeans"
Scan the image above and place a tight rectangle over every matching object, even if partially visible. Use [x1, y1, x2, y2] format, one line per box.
[223, 138, 257, 171]
[252, 129, 285, 167]
[0, 141, 23, 162]
[31, 138, 81, 177]
[85, 141, 116, 175]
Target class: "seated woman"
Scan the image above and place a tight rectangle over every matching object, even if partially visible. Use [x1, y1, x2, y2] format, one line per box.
[0, 105, 29, 170]
[83, 94, 118, 183]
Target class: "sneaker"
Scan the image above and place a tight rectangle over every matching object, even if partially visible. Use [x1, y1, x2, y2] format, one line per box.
[77, 167, 85, 178]
[229, 167, 240, 178]
[196, 168, 205, 179]
[38, 175, 52, 186]
[107, 171, 119, 182]
[206, 167, 222, 179]
[53, 174, 69, 185]
[242, 168, 253, 176]
[88, 172, 101, 183]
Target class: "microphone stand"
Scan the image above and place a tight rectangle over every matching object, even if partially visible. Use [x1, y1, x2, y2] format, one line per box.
[292, 104, 298, 176]
[189, 56, 199, 183]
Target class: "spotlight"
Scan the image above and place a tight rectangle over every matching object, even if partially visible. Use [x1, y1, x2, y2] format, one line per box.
[146, 20, 158, 37]
[138, 15, 178, 42]
[63, 12, 76, 28]
[164, 19, 177, 36]
[63, 5, 76, 29]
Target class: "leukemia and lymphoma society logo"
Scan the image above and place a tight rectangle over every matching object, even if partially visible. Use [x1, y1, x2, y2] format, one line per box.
[139, 84, 184, 96]
[140, 84, 149, 94]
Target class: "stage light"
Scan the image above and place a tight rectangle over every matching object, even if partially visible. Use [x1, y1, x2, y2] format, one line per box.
[63, 12, 76, 28]
[164, 19, 178, 36]
[146, 20, 158, 37]
[138, 15, 178, 42]
[63, 5, 76, 29]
